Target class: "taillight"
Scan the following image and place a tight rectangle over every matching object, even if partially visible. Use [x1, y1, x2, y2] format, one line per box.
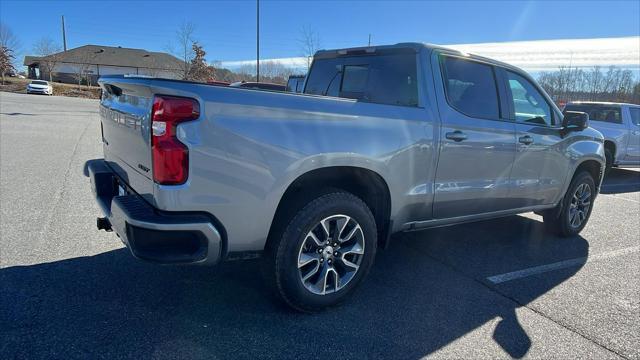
[151, 95, 200, 185]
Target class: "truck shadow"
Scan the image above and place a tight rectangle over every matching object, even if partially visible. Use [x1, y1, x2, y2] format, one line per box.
[1, 216, 587, 359]
[601, 168, 640, 194]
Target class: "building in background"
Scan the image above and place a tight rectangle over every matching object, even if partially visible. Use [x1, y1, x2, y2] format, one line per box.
[23, 45, 183, 84]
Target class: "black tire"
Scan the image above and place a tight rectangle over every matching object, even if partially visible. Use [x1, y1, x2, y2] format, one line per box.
[604, 148, 614, 175]
[544, 171, 596, 237]
[264, 190, 377, 312]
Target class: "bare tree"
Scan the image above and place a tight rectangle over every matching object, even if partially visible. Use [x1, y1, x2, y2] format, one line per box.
[237, 63, 257, 82]
[0, 23, 20, 53]
[0, 46, 16, 84]
[169, 21, 196, 80]
[72, 49, 97, 88]
[0, 23, 21, 72]
[538, 65, 639, 104]
[260, 60, 295, 84]
[33, 37, 62, 81]
[298, 26, 321, 70]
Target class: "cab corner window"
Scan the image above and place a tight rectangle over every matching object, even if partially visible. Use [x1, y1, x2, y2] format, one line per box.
[441, 56, 500, 119]
[506, 71, 553, 126]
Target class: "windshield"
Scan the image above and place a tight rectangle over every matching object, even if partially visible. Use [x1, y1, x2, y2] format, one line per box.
[31, 81, 48, 85]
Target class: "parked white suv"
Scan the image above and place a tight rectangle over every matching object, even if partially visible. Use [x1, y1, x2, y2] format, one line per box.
[26, 80, 53, 95]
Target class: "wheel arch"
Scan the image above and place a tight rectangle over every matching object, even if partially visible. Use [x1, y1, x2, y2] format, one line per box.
[574, 159, 604, 190]
[266, 166, 392, 251]
[604, 140, 617, 158]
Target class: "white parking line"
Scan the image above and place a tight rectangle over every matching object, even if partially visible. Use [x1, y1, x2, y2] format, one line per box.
[486, 246, 640, 284]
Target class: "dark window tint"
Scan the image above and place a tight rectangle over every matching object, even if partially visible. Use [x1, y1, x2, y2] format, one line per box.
[441, 57, 500, 119]
[630, 108, 640, 126]
[304, 59, 343, 97]
[341, 65, 368, 93]
[563, 104, 622, 124]
[305, 53, 418, 107]
[506, 71, 553, 126]
[286, 78, 296, 92]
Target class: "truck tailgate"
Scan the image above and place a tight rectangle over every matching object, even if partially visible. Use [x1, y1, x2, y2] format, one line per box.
[99, 79, 155, 198]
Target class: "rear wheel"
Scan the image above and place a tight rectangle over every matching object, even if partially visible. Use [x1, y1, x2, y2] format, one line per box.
[544, 171, 596, 237]
[264, 191, 377, 312]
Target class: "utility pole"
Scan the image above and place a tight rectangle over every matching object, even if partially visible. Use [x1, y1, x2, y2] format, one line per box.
[62, 15, 67, 51]
[256, 0, 260, 82]
[368, 34, 371, 46]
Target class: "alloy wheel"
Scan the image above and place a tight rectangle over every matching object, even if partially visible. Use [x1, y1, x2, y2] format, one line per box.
[297, 214, 365, 295]
[569, 183, 592, 228]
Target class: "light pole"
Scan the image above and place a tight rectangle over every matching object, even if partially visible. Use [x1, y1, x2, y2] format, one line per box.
[256, 0, 260, 82]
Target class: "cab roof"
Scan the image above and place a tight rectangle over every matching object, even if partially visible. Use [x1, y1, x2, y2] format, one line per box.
[313, 42, 522, 72]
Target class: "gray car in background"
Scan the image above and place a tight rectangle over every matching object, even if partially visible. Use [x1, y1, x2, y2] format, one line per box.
[88, 43, 605, 311]
[563, 101, 640, 172]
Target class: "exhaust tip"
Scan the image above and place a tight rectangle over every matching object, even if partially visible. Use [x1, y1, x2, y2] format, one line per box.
[97, 217, 112, 232]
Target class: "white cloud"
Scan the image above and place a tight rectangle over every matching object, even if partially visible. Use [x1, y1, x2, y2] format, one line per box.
[220, 36, 640, 74]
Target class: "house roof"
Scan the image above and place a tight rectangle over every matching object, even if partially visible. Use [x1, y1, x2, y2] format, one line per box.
[24, 45, 183, 70]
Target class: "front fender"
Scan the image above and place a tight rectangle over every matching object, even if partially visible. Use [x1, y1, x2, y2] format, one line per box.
[558, 130, 605, 201]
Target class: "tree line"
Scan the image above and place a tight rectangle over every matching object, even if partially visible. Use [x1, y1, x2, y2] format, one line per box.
[537, 65, 640, 104]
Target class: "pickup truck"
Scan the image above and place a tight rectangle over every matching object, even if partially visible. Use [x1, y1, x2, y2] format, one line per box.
[88, 43, 605, 312]
[563, 101, 640, 172]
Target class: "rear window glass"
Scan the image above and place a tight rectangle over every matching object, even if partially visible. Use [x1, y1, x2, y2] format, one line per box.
[304, 53, 419, 107]
[341, 65, 369, 93]
[441, 56, 500, 119]
[563, 104, 622, 124]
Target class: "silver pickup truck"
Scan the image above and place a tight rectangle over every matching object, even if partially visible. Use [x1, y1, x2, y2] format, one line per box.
[88, 43, 605, 311]
[563, 101, 640, 172]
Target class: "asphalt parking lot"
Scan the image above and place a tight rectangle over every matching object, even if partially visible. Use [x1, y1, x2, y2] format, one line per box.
[1, 91, 639, 359]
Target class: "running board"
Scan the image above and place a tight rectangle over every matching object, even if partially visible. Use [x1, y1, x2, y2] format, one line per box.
[402, 205, 556, 231]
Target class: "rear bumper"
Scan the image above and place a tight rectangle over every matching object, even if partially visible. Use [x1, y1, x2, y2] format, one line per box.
[87, 159, 223, 265]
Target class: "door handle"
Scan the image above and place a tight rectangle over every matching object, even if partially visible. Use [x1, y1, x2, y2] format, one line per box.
[519, 135, 534, 145]
[445, 131, 468, 142]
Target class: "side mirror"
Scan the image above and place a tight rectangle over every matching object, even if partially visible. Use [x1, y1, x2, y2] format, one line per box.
[562, 111, 589, 131]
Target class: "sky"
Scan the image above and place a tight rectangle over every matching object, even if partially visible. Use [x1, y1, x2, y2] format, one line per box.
[1, 0, 639, 66]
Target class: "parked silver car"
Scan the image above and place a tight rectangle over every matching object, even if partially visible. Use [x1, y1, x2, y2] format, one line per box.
[89, 43, 605, 311]
[563, 101, 640, 172]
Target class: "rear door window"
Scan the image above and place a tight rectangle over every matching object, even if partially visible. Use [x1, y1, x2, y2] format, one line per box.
[441, 56, 500, 119]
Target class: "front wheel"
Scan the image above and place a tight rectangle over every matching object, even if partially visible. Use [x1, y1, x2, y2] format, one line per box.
[264, 191, 377, 312]
[544, 171, 596, 237]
